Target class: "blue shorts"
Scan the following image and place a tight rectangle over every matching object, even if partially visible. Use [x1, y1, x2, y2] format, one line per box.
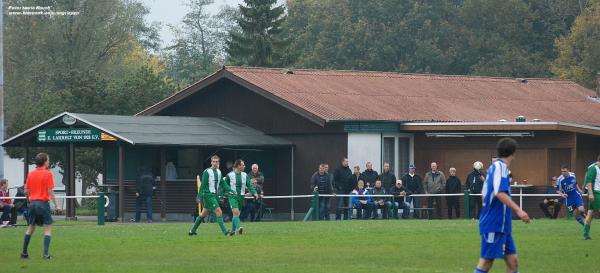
[480, 232, 516, 259]
[27, 200, 53, 226]
[564, 192, 583, 208]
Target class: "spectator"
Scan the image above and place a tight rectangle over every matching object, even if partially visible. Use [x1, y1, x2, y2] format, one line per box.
[402, 164, 424, 219]
[241, 179, 264, 222]
[135, 166, 154, 223]
[466, 161, 485, 219]
[379, 162, 396, 192]
[0, 179, 13, 227]
[334, 158, 353, 220]
[10, 185, 29, 225]
[249, 164, 264, 187]
[348, 165, 362, 192]
[351, 180, 373, 219]
[446, 167, 462, 219]
[390, 179, 410, 219]
[361, 162, 379, 188]
[540, 184, 561, 219]
[424, 162, 446, 219]
[311, 163, 334, 220]
[370, 180, 391, 219]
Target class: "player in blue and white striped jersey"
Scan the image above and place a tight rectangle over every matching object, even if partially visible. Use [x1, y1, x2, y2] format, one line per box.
[555, 165, 586, 226]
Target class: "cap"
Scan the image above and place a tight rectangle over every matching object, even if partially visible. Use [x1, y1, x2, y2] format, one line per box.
[408, 163, 416, 169]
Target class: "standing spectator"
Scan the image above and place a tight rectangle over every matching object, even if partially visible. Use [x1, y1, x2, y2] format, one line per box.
[135, 166, 154, 223]
[424, 162, 446, 219]
[402, 164, 423, 219]
[370, 180, 391, 219]
[379, 162, 396, 192]
[348, 165, 362, 192]
[334, 158, 353, 220]
[390, 180, 410, 219]
[466, 161, 485, 219]
[361, 162, 379, 188]
[249, 164, 264, 187]
[539, 185, 561, 219]
[445, 167, 462, 219]
[351, 180, 373, 219]
[311, 163, 334, 220]
[0, 179, 13, 227]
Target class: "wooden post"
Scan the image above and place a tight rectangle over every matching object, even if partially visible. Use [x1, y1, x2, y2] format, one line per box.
[68, 143, 75, 219]
[118, 144, 125, 222]
[160, 147, 166, 221]
[23, 145, 29, 181]
[571, 132, 577, 175]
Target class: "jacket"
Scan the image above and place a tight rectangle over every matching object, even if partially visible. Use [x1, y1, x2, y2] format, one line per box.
[389, 184, 408, 203]
[445, 176, 462, 194]
[402, 173, 424, 195]
[466, 169, 485, 193]
[378, 171, 397, 191]
[348, 173, 361, 193]
[351, 188, 372, 205]
[370, 186, 388, 203]
[310, 171, 334, 194]
[136, 169, 154, 197]
[361, 169, 379, 187]
[424, 171, 446, 194]
[333, 165, 353, 193]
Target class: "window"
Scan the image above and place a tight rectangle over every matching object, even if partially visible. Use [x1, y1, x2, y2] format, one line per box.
[382, 134, 414, 177]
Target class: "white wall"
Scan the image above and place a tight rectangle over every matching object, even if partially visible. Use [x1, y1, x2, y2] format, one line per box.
[347, 133, 382, 172]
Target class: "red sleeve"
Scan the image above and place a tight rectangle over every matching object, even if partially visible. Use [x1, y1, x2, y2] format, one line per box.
[47, 171, 55, 189]
[25, 173, 31, 190]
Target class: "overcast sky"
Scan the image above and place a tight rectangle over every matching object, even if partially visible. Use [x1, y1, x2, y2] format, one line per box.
[140, 0, 245, 47]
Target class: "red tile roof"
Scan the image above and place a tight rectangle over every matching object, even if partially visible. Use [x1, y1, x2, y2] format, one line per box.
[225, 67, 600, 126]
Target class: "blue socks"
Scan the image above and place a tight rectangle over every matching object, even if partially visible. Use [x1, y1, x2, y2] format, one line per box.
[43, 235, 51, 256]
[22, 234, 31, 254]
[474, 268, 487, 273]
[576, 215, 585, 226]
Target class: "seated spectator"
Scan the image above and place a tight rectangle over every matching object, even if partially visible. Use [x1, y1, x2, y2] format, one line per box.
[241, 179, 264, 222]
[540, 185, 561, 219]
[10, 185, 29, 225]
[0, 179, 14, 227]
[390, 179, 410, 219]
[351, 180, 373, 219]
[370, 180, 391, 219]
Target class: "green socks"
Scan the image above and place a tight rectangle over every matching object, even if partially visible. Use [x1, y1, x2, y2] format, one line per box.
[217, 216, 227, 235]
[584, 223, 591, 238]
[232, 216, 241, 232]
[190, 216, 203, 233]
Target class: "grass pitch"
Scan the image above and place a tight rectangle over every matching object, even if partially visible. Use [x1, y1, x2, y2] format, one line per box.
[0, 219, 598, 273]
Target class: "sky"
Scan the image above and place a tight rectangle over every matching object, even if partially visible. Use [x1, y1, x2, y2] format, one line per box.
[140, 0, 245, 47]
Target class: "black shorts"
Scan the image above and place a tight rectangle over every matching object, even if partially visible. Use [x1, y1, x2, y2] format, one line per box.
[28, 200, 53, 226]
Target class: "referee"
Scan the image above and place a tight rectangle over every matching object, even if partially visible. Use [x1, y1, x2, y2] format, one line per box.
[20, 153, 60, 259]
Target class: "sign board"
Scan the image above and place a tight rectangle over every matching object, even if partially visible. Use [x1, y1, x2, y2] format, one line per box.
[37, 128, 101, 143]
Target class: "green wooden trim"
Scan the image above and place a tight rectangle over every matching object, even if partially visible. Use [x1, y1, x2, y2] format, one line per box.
[344, 122, 400, 133]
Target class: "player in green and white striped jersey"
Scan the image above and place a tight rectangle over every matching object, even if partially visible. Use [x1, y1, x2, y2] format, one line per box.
[224, 159, 258, 236]
[583, 154, 600, 240]
[188, 155, 233, 236]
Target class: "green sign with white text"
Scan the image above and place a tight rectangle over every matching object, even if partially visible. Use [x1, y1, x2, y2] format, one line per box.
[37, 128, 101, 143]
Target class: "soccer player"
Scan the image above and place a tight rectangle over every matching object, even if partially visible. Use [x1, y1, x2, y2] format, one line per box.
[188, 155, 231, 236]
[20, 153, 60, 259]
[474, 138, 530, 273]
[223, 159, 258, 235]
[555, 165, 586, 226]
[583, 154, 600, 240]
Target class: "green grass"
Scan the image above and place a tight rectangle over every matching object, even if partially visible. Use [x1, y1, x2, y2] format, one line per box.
[0, 219, 598, 273]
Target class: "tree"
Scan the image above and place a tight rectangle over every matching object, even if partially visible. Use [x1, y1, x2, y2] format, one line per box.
[162, 1, 238, 85]
[226, 0, 289, 67]
[4, 0, 175, 192]
[552, 0, 600, 89]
